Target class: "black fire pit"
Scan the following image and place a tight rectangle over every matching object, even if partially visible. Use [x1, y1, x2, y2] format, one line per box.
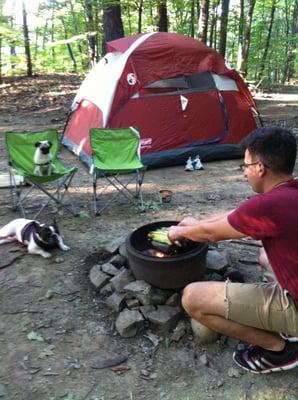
[126, 221, 208, 289]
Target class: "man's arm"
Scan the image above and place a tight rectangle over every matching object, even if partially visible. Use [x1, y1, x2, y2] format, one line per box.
[168, 215, 245, 243]
[178, 211, 234, 227]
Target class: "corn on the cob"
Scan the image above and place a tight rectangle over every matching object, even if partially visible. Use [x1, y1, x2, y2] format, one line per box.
[148, 227, 181, 247]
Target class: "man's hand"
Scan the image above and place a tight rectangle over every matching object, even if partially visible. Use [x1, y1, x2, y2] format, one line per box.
[168, 225, 186, 243]
[178, 216, 199, 226]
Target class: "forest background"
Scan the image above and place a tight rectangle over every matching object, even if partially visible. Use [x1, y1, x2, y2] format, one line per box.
[0, 0, 297, 85]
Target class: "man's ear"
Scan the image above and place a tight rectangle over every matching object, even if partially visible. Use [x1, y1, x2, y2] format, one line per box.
[35, 141, 41, 148]
[258, 162, 267, 177]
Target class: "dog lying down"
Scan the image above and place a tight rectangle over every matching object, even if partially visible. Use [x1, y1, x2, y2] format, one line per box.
[0, 218, 69, 258]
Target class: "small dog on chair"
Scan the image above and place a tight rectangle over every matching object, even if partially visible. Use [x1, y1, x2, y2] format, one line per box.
[33, 140, 54, 176]
[0, 218, 70, 258]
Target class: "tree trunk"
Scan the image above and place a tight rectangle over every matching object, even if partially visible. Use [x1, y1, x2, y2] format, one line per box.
[218, 0, 230, 58]
[156, 0, 168, 32]
[84, 0, 97, 66]
[285, 0, 298, 81]
[10, 0, 17, 71]
[50, 1, 55, 62]
[209, 0, 220, 49]
[138, 0, 144, 34]
[0, 36, 2, 84]
[22, 1, 32, 77]
[61, 18, 77, 73]
[70, 0, 85, 68]
[258, 0, 277, 80]
[189, 0, 195, 38]
[236, 0, 245, 73]
[240, 0, 256, 77]
[103, 0, 124, 53]
[198, 0, 209, 43]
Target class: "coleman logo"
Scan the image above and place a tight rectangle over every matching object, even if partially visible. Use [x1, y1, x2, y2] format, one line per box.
[127, 73, 137, 85]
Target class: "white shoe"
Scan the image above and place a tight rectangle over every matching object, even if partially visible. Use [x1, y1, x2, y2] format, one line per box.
[185, 157, 194, 171]
[279, 332, 298, 342]
[193, 155, 204, 170]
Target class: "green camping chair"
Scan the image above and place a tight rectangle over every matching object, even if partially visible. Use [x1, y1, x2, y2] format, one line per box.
[90, 127, 146, 215]
[5, 129, 78, 218]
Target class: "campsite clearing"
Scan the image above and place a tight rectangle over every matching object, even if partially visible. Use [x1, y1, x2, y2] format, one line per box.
[0, 75, 297, 400]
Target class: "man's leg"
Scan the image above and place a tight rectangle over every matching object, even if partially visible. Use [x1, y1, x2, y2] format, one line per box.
[182, 281, 285, 351]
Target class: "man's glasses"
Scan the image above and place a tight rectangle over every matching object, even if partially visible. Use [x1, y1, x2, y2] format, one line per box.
[239, 160, 269, 172]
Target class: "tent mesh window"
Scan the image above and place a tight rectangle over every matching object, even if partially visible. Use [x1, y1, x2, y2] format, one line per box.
[140, 72, 216, 96]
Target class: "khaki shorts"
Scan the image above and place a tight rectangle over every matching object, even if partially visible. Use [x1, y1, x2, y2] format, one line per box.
[225, 281, 298, 336]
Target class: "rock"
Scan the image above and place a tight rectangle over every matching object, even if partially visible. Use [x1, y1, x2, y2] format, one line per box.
[139, 305, 157, 320]
[227, 367, 242, 378]
[101, 262, 120, 276]
[124, 280, 153, 305]
[106, 292, 126, 312]
[206, 272, 225, 281]
[206, 250, 229, 274]
[109, 254, 127, 268]
[150, 288, 168, 305]
[126, 298, 140, 309]
[90, 354, 127, 369]
[118, 243, 127, 258]
[78, 210, 90, 218]
[198, 353, 209, 366]
[115, 309, 144, 337]
[0, 383, 8, 397]
[146, 306, 183, 334]
[124, 280, 168, 305]
[100, 282, 113, 295]
[166, 293, 181, 306]
[171, 320, 188, 342]
[191, 319, 219, 344]
[224, 267, 245, 282]
[103, 236, 126, 254]
[54, 257, 64, 263]
[45, 289, 54, 299]
[110, 268, 135, 293]
[89, 266, 110, 289]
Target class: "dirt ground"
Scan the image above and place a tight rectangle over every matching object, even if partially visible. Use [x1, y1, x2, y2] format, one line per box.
[0, 75, 297, 400]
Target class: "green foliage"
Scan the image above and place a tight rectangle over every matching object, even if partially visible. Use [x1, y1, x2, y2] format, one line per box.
[0, 0, 297, 82]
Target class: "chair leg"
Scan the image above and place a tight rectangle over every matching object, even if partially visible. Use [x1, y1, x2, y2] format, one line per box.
[93, 173, 98, 215]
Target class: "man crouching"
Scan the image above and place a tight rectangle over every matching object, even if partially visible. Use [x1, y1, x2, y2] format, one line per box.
[168, 126, 298, 374]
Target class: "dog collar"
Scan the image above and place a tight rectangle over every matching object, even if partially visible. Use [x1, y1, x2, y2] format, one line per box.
[33, 232, 56, 251]
[35, 162, 51, 166]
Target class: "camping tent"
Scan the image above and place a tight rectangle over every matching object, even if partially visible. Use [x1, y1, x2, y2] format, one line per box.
[63, 32, 258, 168]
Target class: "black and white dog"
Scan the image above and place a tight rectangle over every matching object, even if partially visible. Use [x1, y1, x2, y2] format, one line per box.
[33, 140, 54, 176]
[0, 218, 69, 258]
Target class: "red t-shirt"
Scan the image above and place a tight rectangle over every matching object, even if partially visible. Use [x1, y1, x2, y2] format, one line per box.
[228, 180, 298, 305]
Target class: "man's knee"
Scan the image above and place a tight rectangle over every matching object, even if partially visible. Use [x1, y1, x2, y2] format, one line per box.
[181, 282, 203, 316]
[182, 281, 227, 318]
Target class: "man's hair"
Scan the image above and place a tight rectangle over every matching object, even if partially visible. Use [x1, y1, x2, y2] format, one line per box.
[241, 126, 297, 174]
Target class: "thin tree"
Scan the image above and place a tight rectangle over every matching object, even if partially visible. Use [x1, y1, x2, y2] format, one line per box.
[258, 0, 277, 80]
[218, 0, 230, 58]
[209, 0, 220, 49]
[239, 0, 256, 77]
[61, 17, 77, 72]
[198, 0, 209, 43]
[156, 0, 168, 32]
[137, 0, 144, 34]
[84, 0, 97, 65]
[9, 0, 16, 71]
[103, 0, 124, 53]
[285, 0, 298, 81]
[22, 0, 32, 77]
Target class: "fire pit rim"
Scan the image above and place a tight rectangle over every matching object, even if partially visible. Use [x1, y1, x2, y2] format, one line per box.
[125, 220, 208, 289]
